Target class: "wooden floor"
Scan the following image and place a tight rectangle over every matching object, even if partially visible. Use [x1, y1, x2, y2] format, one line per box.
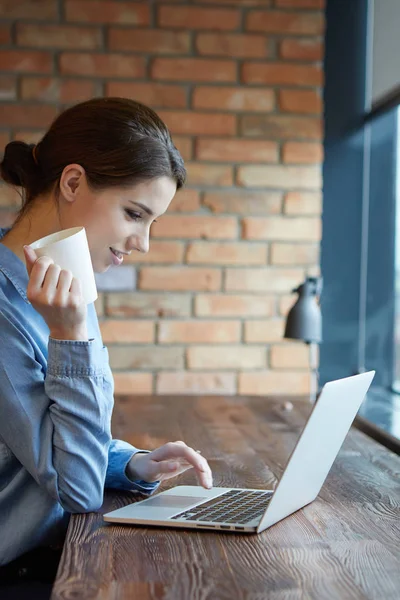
[52, 395, 400, 599]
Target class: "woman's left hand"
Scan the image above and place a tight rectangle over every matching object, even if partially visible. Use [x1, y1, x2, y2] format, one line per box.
[126, 441, 213, 489]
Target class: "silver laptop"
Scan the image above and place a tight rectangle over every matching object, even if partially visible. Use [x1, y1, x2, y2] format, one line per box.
[104, 371, 375, 534]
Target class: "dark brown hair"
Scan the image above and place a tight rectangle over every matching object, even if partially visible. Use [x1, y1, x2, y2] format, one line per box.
[0, 97, 186, 222]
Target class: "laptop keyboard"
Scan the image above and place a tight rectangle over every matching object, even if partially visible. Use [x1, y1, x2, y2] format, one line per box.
[170, 489, 273, 525]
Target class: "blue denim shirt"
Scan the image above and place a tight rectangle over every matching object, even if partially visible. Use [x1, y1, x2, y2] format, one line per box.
[0, 227, 159, 565]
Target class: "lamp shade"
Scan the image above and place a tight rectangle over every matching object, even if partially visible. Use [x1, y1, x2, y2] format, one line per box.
[284, 277, 322, 344]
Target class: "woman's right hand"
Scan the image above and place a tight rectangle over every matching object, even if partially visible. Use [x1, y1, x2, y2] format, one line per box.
[23, 245, 88, 341]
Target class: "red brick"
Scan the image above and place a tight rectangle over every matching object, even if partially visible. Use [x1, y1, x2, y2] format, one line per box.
[279, 89, 322, 114]
[170, 188, 200, 211]
[108, 28, 190, 54]
[60, 53, 145, 78]
[279, 38, 324, 61]
[106, 293, 191, 318]
[152, 215, 237, 239]
[284, 191, 322, 215]
[157, 372, 236, 395]
[106, 81, 187, 109]
[124, 241, 184, 264]
[0, 0, 56, 19]
[186, 163, 233, 186]
[0, 132, 10, 150]
[270, 343, 311, 369]
[242, 216, 321, 241]
[13, 130, 45, 144]
[94, 294, 104, 318]
[238, 165, 322, 189]
[187, 346, 265, 369]
[0, 51, 52, 73]
[0, 76, 16, 100]
[193, 85, 274, 112]
[246, 10, 324, 35]
[172, 136, 193, 161]
[152, 58, 236, 82]
[140, 267, 222, 291]
[113, 373, 153, 395]
[0, 24, 11, 45]
[241, 114, 322, 140]
[245, 319, 285, 343]
[0, 183, 21, 207]
[196, 0, 272, 4]
[186, 241, 267, 265]
[158, 5, 240, 31]
[21, 77, 98, 102]
[239, 371, 310, 395]
[270, 242, 319, 265]
[157, 111, 236, 136]
[282, 142, 323, 164]
[203, 191, 282, 215]
[159, 320, 240, 343]
[196, 138, 278, 163]
[100, 320, 154, 343]
[16, 24, 102, 49]
[0, 105, 57, 127]
[242, 62, 323, 86]
[65, 0, 150, 24]
[109, 345, 184, 370]
[276, 0, 324, 8]
[196, 33, 267, 58]
[225, 267, 304, 293]
[195, 294, 275, 317]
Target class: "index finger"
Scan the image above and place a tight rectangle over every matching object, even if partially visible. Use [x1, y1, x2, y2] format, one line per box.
[151, 442, 212, 487]
[23, 245, 38, 276]
[27, 255, 55, 296]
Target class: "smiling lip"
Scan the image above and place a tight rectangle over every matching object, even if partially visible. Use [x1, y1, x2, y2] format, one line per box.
[110, 247, 123, 266]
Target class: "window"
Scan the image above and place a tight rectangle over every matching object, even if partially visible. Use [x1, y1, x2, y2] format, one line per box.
[322, 0, 400, 451]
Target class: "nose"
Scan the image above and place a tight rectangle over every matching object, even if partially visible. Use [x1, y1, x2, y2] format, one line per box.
[126, 234, 149, 254]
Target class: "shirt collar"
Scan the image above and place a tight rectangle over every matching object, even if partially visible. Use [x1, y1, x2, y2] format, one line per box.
[0, 227, 30, 304]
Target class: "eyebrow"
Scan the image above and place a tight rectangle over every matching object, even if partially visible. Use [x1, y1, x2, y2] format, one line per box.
[129, 201, 154, 217]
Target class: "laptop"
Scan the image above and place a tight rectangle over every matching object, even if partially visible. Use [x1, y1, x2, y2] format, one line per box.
[104, 371, 375, 534]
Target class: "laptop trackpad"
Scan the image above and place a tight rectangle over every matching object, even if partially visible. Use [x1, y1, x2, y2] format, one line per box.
[143, 495, 207, 509]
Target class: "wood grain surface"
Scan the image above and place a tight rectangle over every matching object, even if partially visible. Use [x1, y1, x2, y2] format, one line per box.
[51, 395, 400, 600]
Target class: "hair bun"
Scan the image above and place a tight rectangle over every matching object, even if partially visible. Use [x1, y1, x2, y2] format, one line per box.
[0, 141, 37, 188]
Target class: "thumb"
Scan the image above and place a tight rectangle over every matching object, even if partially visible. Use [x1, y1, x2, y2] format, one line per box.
[23, 245, 38, 275]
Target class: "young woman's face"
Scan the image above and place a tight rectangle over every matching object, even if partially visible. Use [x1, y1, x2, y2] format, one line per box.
[61, 173, 177, 273]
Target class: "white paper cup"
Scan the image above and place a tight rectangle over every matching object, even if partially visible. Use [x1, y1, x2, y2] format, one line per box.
[29, 226, 98, 304]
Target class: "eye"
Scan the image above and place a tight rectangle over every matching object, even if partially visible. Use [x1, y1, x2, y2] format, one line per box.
[125, 209, 142, 221]
[124, 208, 157, 223]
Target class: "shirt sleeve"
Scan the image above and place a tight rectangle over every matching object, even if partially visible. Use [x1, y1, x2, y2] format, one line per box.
[0, 309, 113, 514]
[106, 439, 161, 494]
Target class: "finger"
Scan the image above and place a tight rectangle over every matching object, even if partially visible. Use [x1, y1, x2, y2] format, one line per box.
[145, 460, 193, 483]
[27, 256, 54, 296]
[69, 277, 83, 298]
[150, 442, 213, 489]
[53, 269, 73, 304]
[149, 441, 191, 462]
[42, 263, 61, 297]
[23, 245, 38, 276]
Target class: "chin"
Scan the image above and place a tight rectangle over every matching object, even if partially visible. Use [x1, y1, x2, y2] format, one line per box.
[99, 265, 111, 274]
[93, 262, 111, 274]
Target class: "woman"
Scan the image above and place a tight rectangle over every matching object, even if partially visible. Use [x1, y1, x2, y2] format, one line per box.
[0, 97, 213, 586]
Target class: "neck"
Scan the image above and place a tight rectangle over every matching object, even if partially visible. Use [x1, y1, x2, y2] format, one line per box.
[1, 194, 62, 262]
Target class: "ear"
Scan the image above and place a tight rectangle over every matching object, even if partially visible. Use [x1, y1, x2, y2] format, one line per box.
[59, 164, 86, 204]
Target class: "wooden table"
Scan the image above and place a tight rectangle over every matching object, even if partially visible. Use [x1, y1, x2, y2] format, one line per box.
[51, 395, 400, 599]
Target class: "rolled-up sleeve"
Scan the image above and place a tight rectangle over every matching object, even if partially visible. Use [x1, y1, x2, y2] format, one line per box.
[106, 439, 160, 494]
[0, 311, 113, 513]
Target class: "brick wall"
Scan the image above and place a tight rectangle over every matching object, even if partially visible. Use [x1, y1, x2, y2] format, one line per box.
[0, 0, 324, 396]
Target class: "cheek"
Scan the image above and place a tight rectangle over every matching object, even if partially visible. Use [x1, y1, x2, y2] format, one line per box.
[89, 215, 121, 242]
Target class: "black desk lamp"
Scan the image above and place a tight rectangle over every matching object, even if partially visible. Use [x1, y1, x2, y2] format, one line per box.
[284, 276, 322, 403]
